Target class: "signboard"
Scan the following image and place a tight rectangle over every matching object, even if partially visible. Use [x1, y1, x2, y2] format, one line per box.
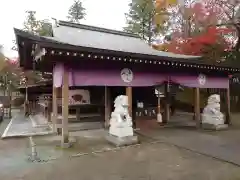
[68, 89, 90, 105]
[54, 89, 91, 105]
[154, 89, 164, 97]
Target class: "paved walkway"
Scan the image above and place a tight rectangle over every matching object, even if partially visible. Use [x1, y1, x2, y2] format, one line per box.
[138, 127, 240, 166]
[1, 112, 53, 138]
[1, 142, 240, 180]
[29, 114, 49, 128]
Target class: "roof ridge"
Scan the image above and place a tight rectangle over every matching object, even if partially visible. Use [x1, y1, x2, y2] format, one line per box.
[58, 20, 140, 39]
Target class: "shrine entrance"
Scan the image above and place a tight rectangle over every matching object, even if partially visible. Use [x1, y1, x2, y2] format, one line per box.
[14, 20, 237, 146]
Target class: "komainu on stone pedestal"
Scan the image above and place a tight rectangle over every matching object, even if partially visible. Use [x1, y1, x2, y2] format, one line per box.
[201, 94, 228, 130]
[106, 95, 138, 146]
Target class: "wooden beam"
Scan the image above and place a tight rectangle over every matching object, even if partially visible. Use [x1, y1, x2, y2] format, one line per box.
[194, 87, 201, 127]
[225, 87, 231, 124]
[104, 86, 111, 128]
[52, 86, 57, 133]
[61, 68, 69, 147]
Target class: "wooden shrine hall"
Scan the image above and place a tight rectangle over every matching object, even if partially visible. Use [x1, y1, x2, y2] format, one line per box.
[14, 20, 239, 145]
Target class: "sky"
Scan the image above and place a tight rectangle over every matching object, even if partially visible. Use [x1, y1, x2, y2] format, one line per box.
[0, 0, 131, 57]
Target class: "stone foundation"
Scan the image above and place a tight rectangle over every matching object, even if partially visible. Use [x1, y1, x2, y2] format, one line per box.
[106, 134, 139, 147]
[202, 123, 228, 131]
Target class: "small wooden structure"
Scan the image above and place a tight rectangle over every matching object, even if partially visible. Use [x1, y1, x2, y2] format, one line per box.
[14, 21, 238, 145]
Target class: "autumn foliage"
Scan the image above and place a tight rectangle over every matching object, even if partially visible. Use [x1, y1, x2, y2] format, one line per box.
[153, 27, 233, 55]
[153, 0, 236, 60]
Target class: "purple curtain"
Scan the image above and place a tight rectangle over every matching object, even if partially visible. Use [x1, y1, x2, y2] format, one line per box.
[53, 63, 229, 89]
[170, 74, 229, 89]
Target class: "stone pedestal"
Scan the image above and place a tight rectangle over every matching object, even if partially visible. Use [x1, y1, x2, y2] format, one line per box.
[61, 142, 71, 148]
[202, 123, 228, 131]
[109, 126, 133, 138]
[106, 134, 139, 147]
[157, 113, 162, 123]
[107, 126, 138, 147]
[201, 114, 228, 131]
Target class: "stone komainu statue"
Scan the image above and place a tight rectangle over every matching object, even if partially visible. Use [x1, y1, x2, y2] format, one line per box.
[109, 95, 133, 137]
[202, 94, 224, 126]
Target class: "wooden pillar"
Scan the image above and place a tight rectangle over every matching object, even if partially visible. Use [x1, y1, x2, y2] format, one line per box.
[194, 87, 201, 127]
[52, 86, 57, 133]
[157, 96, 161, 115]
[164, 82, 170, 123]
[126, 87, 134, 127]
[225, 87, 231, 124]
[76, 108, 81, 121]
[61, 69, 69, 146]
[157, 95, 162, 123]
[126, 87, 132, 117]
[24, 86, 29, 116]
[104, 86, 111, 128]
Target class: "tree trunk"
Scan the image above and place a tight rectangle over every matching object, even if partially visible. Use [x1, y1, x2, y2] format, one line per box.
[235, 26, 240, 51]
[7, 85, 11, 118]
[142, 19, 145, 40]
[147, 13, 152, 45]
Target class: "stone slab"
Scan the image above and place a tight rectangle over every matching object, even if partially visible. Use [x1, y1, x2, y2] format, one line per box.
[29, 114, 49, 128]
[1, 113, 53, 139]
[201, 123, 228, 131]
[106, 134, 139, 147]
[61, 142, 72, 149]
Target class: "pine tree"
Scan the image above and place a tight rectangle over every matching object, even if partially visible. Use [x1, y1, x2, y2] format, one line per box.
[67, 0, 86, 23]
[124, 0, 167, 44]
[23, 11, 39, 33]
[23, 11, 52, 36]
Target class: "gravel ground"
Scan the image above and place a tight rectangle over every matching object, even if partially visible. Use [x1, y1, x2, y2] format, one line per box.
[1, 142, 240, 180]
[1, 112, 240, 180]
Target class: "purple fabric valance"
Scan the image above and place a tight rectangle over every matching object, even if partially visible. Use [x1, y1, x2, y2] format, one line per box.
[170, 74, 229, 89]
[53, 63, 229, 89]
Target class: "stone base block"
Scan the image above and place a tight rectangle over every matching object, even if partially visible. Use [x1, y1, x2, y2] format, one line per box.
[202, 123, 228, 131]
[109, 126, 133, 138]
[61, 142, 71, 149]
[106, 134, 139, 147]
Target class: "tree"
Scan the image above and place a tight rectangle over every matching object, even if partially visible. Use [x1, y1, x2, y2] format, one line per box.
[67, 0, 86, 23]
[124, 0, 171, 44]
[23, 11, 39, 33]
[12, 11, 53, 52]
[202, 0, 240, 51]
[0, 45, 6, 72]
[9, 11, 53, 89]
[23, 11, 53, 36]
[153, 0, 235, 63]
[153, 26, 233, 62]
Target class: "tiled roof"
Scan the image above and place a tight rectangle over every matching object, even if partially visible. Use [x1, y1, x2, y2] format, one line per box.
[51, 20, 201, 60]
[14, 21, 239, 70]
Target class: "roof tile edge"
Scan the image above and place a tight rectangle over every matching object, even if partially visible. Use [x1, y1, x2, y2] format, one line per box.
[58, 20, 140, 39]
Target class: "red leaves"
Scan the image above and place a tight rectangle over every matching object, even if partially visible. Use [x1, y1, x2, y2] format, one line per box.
[162, 26, 233, 56]
[153, 0, 237, 59]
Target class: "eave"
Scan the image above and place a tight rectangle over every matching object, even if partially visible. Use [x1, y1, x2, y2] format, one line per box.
[14, 28, 240, 74]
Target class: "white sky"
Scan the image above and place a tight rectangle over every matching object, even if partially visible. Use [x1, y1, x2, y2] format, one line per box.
[0, 0, 131, 57]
